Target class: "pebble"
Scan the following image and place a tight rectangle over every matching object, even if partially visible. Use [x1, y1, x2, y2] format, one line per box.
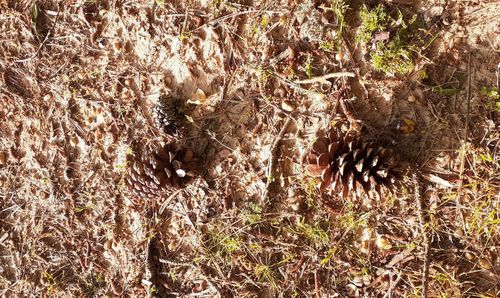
[281, 100, 296, 112]
[70, 136, 79, 147]
[408, 95, 417, 103]
[352, 276, 364, 287]
[376, 235, 392, 250]
[479, 258, 492, 270]
[335, 51, 344, 61]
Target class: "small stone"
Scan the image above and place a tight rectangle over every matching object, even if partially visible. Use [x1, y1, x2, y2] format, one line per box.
[408, 95, 417, 103]
[465, 252, 474, 260]
[352, 276, 363, 287]
[478, 258, 492, 270]
[70, 136, 79, 147]
[376, 235, 392, 250]
[281, 100, 296, 112]
[335, 51, 344, 61]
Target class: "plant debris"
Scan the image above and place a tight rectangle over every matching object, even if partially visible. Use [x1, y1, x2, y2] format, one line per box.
[0, 1, 498, 297]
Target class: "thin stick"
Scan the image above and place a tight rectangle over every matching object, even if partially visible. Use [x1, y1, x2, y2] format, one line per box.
[273, 73, 326, 100]
[413, 171, 430, 298]
[382, 272, 403, 298]
[294, 72, 355, 85]
[314, 269, 321, 298]
[263, 117, 292, 203]
[456, 53, 472, 233]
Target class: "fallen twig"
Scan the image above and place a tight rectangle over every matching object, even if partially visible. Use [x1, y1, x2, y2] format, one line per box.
[294, 72, 355, 85]
[413, 171, 431, 298]
[273, 73, 326, 100]
[263, 117, 292, 204]
[456, 53, 472, 234]
[382, 271, 403, 298]
[314, 269, 321, 298]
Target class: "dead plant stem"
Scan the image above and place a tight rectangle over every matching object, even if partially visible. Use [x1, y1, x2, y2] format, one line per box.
[263, 117, 292, 204]
[456, 53, 472, 234]
[413, 171, 430, 298]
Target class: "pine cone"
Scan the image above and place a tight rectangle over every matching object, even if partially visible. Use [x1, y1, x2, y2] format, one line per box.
[155, 93, 184, 137]
[125, 143, 196, 199]
[305, 129, 397, 200]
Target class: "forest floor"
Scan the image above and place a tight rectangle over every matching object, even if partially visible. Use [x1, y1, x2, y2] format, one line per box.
[0, 0, 499, 297]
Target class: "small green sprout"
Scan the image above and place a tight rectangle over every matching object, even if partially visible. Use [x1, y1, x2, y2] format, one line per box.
[481, 86, 500, 112]
[241, 202, 263, 225]
[305, 55, 313, 79]
[371, 42, 414, 74]
[295, 218, 330, 247]
[319, 40, 335, 52]
[356, 4, 387, 44]
[356, 4, 425, 75]
[206, 230, 242, 259]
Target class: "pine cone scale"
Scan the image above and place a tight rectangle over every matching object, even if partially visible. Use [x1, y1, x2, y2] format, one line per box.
[125, 143, 196, 198]
[306, 128, 398, 201]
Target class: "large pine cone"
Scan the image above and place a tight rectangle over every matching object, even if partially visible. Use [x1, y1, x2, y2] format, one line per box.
[125, 143, 196, 199]
[155, 93, 184, 137]
[305, 129, 397, 200]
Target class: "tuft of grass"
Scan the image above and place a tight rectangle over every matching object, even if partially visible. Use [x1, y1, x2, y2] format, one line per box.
[356, 4, 387, 45]
[241, 202, 263, 225]
[331, 0, 349, 46]
[205, 229, 242, 260]
[254, 263, 277, 288]
[481, 86, 500, 112]
[356, 4, 424, 75]
[371, 41, 414, 75]
[335, 209, 369, 231]
[293, 218, 330, 248]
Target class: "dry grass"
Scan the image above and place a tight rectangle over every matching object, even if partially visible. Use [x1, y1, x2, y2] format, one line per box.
[0, 0, 499, 297]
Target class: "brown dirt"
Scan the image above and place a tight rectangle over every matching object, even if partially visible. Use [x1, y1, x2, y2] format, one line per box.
[0, 0, 498, 297]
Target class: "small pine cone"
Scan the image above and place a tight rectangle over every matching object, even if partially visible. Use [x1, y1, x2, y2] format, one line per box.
[125, 143, 196, 199]
[155, 93, 184, 137]
[305, 129, 397, 201]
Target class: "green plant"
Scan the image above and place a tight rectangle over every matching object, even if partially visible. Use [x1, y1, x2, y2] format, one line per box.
[254, 263, 277, 287]
[304, 54, 313, 79]
[253, 255, 290, 288]
[206, 229, 242, 259]
[371, 41, 414, 75]
[294, 218, 330, 247]
[43, 271, 58, 294]
[481, 86, 500, 112]
[356, 4, 424, 75]
[356, 4, 387, 44]
[335, 209, 369, 231]
[319, 40, 335, 52]
[331, 0, 349, 46]
[241, 202, 263, 225]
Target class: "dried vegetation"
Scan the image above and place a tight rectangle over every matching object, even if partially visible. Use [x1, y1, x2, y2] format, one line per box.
[0, 0, 499, 297]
